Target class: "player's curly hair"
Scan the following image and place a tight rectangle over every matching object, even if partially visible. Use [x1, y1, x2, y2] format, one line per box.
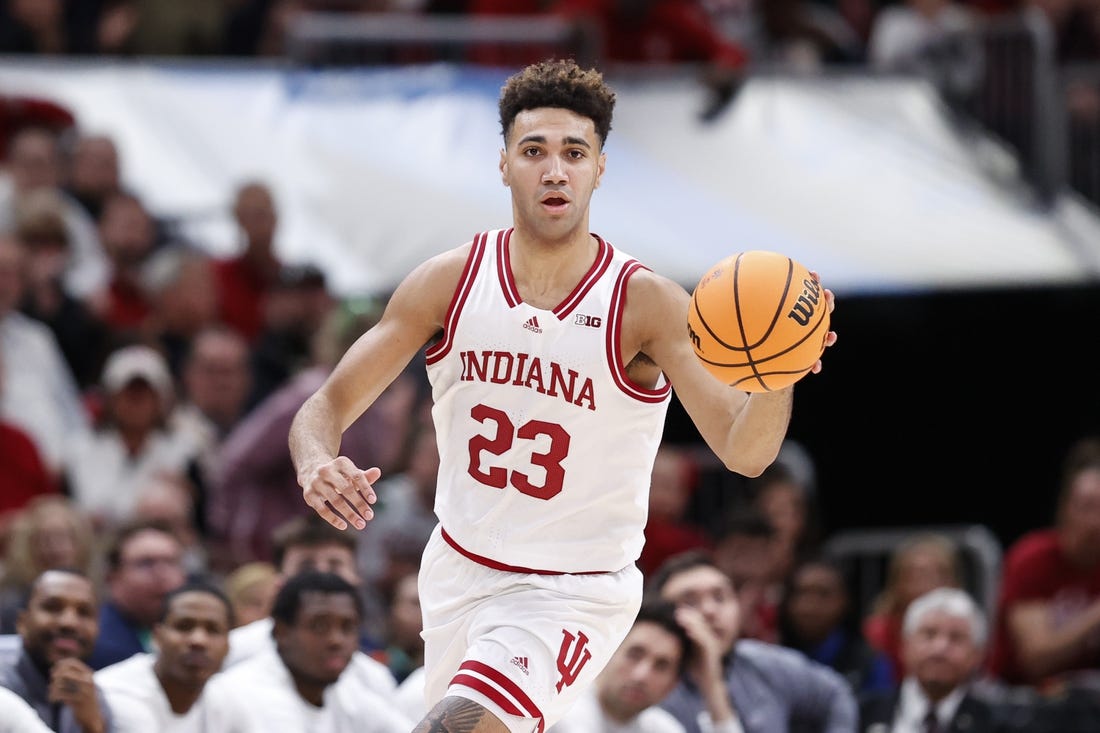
[498, 58, 616, 147]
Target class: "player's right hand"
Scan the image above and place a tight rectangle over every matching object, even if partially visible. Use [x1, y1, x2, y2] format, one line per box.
[300, 457, 381, 530]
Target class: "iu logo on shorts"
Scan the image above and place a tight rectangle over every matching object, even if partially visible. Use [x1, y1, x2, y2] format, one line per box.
[555, 629, 592, 692]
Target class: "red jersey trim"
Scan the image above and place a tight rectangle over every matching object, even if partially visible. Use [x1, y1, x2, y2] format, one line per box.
[553, 235, 612, 320]
[606, 260, 672, 403]
[454, 661, 545, 733]
[441, 528, 610, 576]
[497, 231, 614, 319]
[425, 232, 488, 365]
[496, 228, 521, 308]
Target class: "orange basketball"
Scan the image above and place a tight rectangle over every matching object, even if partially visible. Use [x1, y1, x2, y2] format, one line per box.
[687, 250, 830, 393]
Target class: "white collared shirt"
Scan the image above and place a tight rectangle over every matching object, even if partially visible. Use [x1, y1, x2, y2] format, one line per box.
[549, 687, 686, 733]
[224, 616, 397, 696]
[94, 653, 247, 733]
[893, 677, 967, 733]
[206, 648, 411, 732]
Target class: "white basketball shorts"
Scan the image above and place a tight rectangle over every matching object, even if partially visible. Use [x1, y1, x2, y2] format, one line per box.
[417, 524, 643, 732]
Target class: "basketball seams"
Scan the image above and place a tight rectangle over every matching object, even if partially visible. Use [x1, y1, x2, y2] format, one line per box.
[688, 250, 829, 392]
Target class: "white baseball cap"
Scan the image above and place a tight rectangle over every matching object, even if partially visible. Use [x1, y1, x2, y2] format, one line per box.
[101, 344, 174, 403]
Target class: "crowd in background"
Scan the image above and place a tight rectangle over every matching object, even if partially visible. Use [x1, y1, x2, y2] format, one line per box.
[0, 0, 1097, 66]
[1, 1, 1100, 730]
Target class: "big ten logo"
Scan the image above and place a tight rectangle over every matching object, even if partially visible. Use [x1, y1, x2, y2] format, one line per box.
[786, 277, 821, 326]
[574, 314, 602, 328]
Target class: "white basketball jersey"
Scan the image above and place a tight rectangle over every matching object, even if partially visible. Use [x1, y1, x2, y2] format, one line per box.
[425, 228, 671, 573]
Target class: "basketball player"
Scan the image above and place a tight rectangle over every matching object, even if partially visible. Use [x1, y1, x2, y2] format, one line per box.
[289, 59, 836, 733]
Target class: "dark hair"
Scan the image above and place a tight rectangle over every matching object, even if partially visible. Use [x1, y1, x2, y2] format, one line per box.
[633, 598, 694, 675]
[646, 548, 719, 597]
[158, 580, 235, 627]
[776, 554, 855, 648]
[270, 571, 362, 627]
[498, 58, 616, 147]
[104, 518, 181, 572]
[271, 515, 357, 571]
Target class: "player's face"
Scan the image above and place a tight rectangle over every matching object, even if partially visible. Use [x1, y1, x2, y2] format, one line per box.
[17, 571, 98, 667]
[154, 591, 230, 688]
[596, 621, 682, 720]
[500, 107, 605, 244]
[275, 592, 360, 687]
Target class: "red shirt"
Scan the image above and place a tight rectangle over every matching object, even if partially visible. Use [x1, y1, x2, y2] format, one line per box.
[989, 529, 1100, 685]
[0, 422, 56, 516]
[214, 256, 269, 342]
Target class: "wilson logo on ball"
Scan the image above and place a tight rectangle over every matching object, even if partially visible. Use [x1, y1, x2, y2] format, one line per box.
[786, 277, 822, 326]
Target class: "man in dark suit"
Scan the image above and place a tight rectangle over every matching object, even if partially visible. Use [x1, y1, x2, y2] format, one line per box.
[858, 587, 1009, 733]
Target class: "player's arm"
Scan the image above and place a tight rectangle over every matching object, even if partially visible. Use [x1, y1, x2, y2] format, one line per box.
[632, 270, 834, 477]
[289, 245, 469, 530]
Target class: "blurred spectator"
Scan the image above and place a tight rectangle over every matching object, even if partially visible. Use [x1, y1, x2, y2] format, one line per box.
[212, 180, 284, 343]
[14, 188, 112, 389]
[0, 0, 68, 54]
[707, 0, 864, 71]
[711, 507, 781, 642]
[225, 514, 386, 663]
[206, 571, 412, 732]
[777, 555, 895, 696]
[988, 436, 1100, 688]
[62, 344, 195, 529]
[868, 0, 982, 107]
[651, 550, 859, 732]
[0, 497, 94, 635]
[131, 473, 206, 576]
[550, 598, 690, 733]
[62, 133, 121, 224]
[751, 460, 823, 587]
[87, 519, 187, 670]
[223, 561, 278, 629]
[0, 569, 114, 733]
[0, 233, 91, 474]
[858, 588, 1002, 733]
[248, 262, 335, 407]
[0, 416, 55, 533]
[206, 302, 419, 567]
[140, 245, 219, 377]
[94, 581, 235, 731]
[170, 324, 253, 530]
[0, 96, 74, 162]
[122, 0, 226, 56]
[96, 191, 159, 335]
[370, 570, 423, 685]
[638, 443, 711, 578]
[863, 532, 963, 683]
[356, 416, 438, 618]
[0, 126, 109, 300]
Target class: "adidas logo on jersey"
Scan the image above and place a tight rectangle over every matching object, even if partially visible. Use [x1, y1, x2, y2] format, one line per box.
[522, 316, 542, 334]
[510, 656, 530, 675]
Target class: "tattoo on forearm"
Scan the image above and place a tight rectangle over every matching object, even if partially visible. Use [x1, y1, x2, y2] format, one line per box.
[412, 697, 498, 733]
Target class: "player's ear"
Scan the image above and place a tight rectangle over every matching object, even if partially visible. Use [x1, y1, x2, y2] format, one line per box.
[595, 152, 606, 189]
[499, 149, 509, 187]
